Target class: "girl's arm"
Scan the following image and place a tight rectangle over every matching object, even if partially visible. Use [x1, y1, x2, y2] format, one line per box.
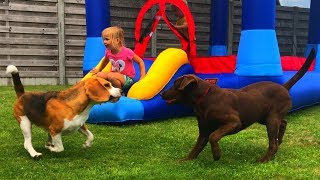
[132, 54, 146, 80]
[175, 21, 188, 30]
[98, 56, 109, 71]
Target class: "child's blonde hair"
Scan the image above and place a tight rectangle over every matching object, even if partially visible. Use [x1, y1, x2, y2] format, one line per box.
[102, 26, 125, 47]
[172, 0, 188, 6]
[182, 0, 188, 6]
[170, 0, 188, 12]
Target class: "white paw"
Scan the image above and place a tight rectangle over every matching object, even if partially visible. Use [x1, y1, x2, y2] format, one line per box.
[31, 153, 43, 160]
[48, 145, 64, 153]
[82, 142, 92, 148]
[45, 142, 53, 150]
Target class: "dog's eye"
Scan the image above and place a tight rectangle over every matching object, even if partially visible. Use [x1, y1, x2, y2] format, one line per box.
[104, 83, 111, 88]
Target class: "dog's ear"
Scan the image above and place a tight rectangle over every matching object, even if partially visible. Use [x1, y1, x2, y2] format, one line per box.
[84, 77, 110, 102]
[178, 75, 198, 90]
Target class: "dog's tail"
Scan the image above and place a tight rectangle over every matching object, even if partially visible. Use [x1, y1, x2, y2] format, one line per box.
[283, 48, 316, 90]
[6, 65, 25, 98]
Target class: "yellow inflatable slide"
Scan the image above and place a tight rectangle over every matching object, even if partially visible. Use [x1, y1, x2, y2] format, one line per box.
[82, 48, 189, 100]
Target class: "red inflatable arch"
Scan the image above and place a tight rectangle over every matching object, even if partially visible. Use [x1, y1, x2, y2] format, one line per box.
[133, 0, 196, 58]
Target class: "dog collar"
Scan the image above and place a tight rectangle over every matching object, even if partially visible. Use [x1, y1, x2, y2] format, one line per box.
[194, 86, 211, 105]
[166, 98, 176, 104]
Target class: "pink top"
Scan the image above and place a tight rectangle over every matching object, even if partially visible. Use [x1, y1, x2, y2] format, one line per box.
[105, 47, 135, 78]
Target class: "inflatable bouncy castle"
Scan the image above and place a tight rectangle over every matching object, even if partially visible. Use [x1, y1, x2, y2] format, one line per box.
[83, 0, 320, 123]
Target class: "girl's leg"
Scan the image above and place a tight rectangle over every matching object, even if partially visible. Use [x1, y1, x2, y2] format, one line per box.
[102, 72, 125, 88]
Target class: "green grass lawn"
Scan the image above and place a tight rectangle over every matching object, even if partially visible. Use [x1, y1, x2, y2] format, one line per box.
[0, 85, 319, 179]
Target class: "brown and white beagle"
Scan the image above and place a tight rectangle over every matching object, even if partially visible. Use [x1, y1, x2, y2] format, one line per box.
[6, 65, 122, 160]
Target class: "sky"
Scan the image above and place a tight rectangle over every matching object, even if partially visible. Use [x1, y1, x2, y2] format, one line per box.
[280, 0, 311, 8]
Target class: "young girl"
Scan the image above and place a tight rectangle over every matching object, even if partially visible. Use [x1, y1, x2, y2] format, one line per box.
[91, 26, 146, 89]
[171, 0, 189, 39]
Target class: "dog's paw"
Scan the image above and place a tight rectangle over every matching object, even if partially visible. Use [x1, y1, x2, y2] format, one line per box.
[82, 142, 92, 148]
[256, 159, 268, 163]
[45, 143, 54, 150]
[213, 154, 221, 161]
[48, 146, 64, 153]
[32, 153, 43, 161]
[256, 156, 274, 163]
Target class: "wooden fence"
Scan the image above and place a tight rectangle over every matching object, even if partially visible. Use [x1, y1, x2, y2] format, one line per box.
[0, 0, 85, 85]
[0, 0, 311, 85]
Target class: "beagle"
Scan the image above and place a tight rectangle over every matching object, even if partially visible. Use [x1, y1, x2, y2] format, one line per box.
[6, 65, 121, 160]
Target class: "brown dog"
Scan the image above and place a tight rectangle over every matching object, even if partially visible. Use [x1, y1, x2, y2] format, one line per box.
[6, 65, 122, 160]
[161, 49, 316, 163]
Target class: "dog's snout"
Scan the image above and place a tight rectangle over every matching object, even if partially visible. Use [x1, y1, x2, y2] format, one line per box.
[116, 88, 122, 97]
[108, 86, 122, 98]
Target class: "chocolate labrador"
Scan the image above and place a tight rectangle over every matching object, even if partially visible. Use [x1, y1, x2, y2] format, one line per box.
[161, 49, 316, 163]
